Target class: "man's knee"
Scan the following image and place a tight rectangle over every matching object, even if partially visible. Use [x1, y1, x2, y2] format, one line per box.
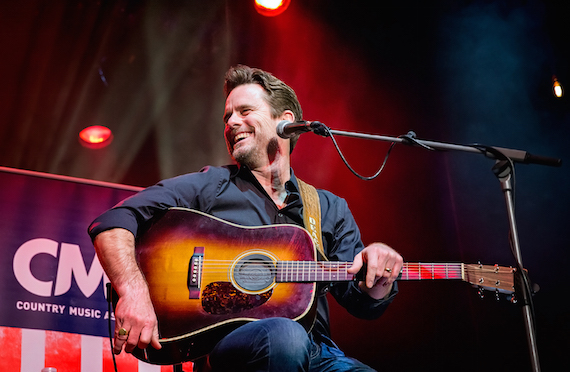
[258, 318, 310, 356]
[209, 318, 310, 371]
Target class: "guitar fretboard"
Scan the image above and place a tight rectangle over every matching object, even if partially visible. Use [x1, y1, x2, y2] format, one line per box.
[276, 262, 464, 283]
[276, 261, 354, 282]
[401, 263, 464, 280]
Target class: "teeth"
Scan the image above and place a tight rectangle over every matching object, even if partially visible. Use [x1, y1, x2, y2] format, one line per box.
[235, 132, 251, 142]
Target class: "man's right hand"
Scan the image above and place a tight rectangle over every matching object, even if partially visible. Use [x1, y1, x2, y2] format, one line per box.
[93, 228, 162, 354]
[112, 287, 162, 354]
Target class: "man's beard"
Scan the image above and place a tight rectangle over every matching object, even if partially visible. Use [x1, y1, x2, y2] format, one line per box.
[232, 147, 258, 167]
[231, 137, 280, 168]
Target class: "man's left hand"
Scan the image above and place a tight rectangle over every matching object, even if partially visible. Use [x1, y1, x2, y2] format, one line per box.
[348, 242, 403, 299]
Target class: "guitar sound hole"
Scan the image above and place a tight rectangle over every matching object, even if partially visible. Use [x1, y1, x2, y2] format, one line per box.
[233, 253, 275, 292]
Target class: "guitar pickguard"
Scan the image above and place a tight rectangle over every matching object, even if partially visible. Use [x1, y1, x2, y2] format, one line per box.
[201, 282, 272, 315]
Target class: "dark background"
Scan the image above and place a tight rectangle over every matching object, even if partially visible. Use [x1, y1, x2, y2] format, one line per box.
[1, 1, 568, 370]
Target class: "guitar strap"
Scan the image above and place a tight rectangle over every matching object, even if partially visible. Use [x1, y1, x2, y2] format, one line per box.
[297, 179, 328, 261]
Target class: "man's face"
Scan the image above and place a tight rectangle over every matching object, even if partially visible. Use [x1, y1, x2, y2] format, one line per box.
[223, 84, 287, 167]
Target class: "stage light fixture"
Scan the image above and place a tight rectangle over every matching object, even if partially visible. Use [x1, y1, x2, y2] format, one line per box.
[552, 76, 563, 98]
[79, 125, 113, 149]
[254, 0, 290, 17]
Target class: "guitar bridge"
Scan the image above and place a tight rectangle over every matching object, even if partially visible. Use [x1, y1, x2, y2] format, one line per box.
[187, 246, 204, 299]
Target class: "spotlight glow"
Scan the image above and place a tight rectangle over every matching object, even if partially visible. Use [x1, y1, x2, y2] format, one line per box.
[79, 125, 113, 149]
[254, 0, 290, 17]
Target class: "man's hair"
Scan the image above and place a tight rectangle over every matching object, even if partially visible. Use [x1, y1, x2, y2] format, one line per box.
[224, 65, 303, 153]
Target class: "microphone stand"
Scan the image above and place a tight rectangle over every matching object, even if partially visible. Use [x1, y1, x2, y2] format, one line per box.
[311, 124, 562, 372]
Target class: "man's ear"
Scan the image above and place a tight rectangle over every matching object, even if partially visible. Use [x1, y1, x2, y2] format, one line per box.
[280, 110, 295, 123]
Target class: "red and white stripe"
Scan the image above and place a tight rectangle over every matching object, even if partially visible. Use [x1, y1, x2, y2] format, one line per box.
[0, 326, 194, 371]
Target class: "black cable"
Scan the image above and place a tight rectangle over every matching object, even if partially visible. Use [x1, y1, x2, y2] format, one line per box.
[324, 127, 397, 180]
[324, 128, 441, 180]
[106, 283, 119, 372]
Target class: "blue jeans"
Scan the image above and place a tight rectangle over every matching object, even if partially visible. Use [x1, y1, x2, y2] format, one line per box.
[208, 318, 376, 372]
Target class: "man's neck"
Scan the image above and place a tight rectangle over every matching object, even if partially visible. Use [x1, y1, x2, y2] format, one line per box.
[249, 159, 291, 208]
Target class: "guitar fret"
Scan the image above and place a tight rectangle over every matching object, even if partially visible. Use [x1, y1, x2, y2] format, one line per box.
[313, 261, 318, 282]
[291, 261, 295, 282]
[293, 261, 297, 282]
[291, 261, 294, 281]
[312, 261, 316, 281]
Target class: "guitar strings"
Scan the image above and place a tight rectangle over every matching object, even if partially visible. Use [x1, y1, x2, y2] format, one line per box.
[191, 261, 506, 276]
[194, 266, 511, 286]
[192, 260, 508, 275]
[196, 260, 501, 272]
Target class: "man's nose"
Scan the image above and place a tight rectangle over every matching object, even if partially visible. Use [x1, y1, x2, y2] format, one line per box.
[225, 112, 242, 128]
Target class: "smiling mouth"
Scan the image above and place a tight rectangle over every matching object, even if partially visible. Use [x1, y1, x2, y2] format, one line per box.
[234, 132, 252, 144]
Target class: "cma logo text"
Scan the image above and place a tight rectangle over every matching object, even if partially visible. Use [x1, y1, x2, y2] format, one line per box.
[13, 238, 109, 298]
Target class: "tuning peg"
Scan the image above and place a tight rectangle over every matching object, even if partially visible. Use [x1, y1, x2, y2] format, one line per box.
[478, 286, 485, 299]
[495, 289, 500, 301]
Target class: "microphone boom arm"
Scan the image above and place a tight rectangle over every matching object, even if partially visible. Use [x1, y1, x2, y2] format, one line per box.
[317, 127, 561, 167]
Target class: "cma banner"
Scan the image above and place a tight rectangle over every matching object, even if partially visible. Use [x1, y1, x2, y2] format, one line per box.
[0, 167, 141, 337]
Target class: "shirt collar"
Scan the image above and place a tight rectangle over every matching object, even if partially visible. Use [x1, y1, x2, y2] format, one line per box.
[231, 164, 301, 205]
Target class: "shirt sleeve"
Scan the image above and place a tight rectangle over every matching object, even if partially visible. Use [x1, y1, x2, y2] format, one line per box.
[87, 166, 225, 240]
[319, 191, 398, 320]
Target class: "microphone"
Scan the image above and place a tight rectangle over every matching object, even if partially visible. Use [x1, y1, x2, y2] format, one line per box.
[276, 120, 327, 139]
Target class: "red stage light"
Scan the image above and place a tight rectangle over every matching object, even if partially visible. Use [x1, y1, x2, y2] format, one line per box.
[79, 125, 113, 149]
[254, 0, 291, 17]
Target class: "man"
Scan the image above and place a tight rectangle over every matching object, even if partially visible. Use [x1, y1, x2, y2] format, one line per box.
[89, 65, 403, 371]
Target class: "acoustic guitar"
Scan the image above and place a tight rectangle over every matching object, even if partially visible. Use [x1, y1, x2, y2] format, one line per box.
[124, 207, 517, 365]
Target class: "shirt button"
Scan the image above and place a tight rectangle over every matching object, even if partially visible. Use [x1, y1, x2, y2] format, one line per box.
[278, 213, 283, 217]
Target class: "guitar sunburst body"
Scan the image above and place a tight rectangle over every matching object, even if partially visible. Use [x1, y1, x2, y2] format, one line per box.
[133, 208, 318, 364]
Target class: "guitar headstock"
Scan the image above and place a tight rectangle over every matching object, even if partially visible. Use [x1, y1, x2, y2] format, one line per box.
[463, 264, 516, 295]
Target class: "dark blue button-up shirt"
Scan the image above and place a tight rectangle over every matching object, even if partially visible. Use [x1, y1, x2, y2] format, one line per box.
[89, 165, 397, 340]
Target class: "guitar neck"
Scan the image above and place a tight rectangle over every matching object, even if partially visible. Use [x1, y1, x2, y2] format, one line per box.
[276, 262, 464, 283]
